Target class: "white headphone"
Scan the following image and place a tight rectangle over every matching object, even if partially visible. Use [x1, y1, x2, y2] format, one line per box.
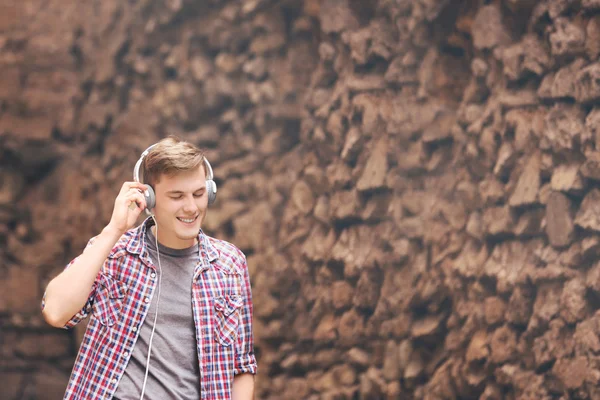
[133, 144, 217, 214]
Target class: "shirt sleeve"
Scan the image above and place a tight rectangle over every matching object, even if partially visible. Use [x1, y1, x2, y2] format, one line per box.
[41, 237, 100, 330]
[234, 252, 258, 375]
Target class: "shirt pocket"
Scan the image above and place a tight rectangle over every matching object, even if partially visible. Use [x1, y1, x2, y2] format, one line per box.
[213, 294, 243, 347]
[92, 274, 128, 327]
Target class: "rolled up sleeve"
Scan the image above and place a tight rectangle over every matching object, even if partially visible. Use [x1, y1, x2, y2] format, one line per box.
[234, 254, 257, 375]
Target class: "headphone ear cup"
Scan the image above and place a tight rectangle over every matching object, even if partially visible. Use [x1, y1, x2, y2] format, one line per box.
[144, 184, 156, 211]
[206, 180, 217, 206]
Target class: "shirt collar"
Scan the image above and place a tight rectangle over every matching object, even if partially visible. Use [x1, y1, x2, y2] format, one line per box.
[125, 217, 219, 264]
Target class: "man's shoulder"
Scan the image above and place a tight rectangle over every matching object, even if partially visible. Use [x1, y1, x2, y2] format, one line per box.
[206, 235, 246, 261]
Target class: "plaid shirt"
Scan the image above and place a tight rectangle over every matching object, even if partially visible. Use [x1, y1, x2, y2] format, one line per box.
[42, 219, 257, 399]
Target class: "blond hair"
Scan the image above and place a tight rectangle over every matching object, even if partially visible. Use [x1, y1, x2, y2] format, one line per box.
[142, 136, 206, 186]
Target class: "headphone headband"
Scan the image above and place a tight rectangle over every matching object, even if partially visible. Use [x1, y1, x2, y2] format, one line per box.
[133, 144, 214, 184]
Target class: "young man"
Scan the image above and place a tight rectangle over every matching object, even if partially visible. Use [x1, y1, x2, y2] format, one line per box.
[42, 137, 257, 400]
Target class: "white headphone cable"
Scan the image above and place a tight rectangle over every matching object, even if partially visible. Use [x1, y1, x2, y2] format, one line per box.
[139, 218, 162, 400]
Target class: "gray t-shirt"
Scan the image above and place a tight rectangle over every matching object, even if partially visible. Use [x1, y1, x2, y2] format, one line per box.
[113, 227, 201, 400]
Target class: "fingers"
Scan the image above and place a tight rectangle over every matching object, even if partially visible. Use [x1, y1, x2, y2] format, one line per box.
[120, 181, 148, 195]
[125, 190, 147, 211]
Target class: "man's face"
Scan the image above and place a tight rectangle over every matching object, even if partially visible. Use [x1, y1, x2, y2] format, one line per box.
[152, 165, 208, 249]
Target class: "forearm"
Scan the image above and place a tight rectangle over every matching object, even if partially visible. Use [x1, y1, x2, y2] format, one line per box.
[232, 373, 254, 400]
[42, 224, 123, 327]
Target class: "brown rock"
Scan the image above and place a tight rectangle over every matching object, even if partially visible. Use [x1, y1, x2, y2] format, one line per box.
[472, 4, 512, 50]
[385, 55, 418, 84]
[332, 281, 354, 310]
[586, 261, 600, 294]
[538, 58, 586, 100]
[326, 162, 352, 191]
[546, 191, 575, 248]
[586, 16, 600, 60]
[549, 17, 586, 57]
[330, 190, 361, 221]
[484, 241, 531, 293]
[478, 178, 505, 206]
[576, 63, 600, 103]
[585, 108, 600, 151]
[543, 104, 586, 151]
[575, 189, 600, 231]
[353, 270, 381, 310]
[552, 356, 588, 389]
[493, 141, 517, 178]
[583, 0, 600, 9]
[514, 208, 544, 237]
[560, 278, 588, 324]
[573, 312, 600, 354]
[360, 367, 386, 398]
[509, 152, 541, 207]
[422, 113, 455, 144]
[404, 351, 425, 384]
[550, 163, 584, 193]
[506, 286, 534, 326]
[466, 330, 489, 363]
[291, 180, 316, 214]
[411, 314, 444, 339]
[304, 165, 327, 194]
[484, 297, 507, 326]
[479, 383, 503, 400]
[489, 325, 517, 364]
[347, 347, 371, 367]
[501, 34, 550, 80]
[338, 309, 364, 345]
[254, 293, 279, 319]
[356, 137, 388, 191]
[580, 152, 600, 180]
[483, 206, 515, 236]
[533, 283, 563, 323]
[382, 340, 400, 381]
[313, 196, 330, 223]
[331, 226, 384, 278]
[314, 314, 338, 342]
[341, 127, 365, 164]
[319, 0, 359, 34]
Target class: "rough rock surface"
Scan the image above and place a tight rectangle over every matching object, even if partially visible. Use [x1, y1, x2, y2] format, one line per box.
[4, 0, 600, 399]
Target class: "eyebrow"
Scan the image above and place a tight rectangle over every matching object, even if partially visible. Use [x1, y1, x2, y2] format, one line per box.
[166, 188, 206, 195]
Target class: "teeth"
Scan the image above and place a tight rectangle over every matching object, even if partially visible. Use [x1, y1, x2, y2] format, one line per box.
[178, 217, 195, 223]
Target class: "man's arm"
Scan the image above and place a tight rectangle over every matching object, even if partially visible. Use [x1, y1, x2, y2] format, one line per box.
[42, 225, 123, 327]
[42, 181, 147, 327]
[232, 373, 255, 400]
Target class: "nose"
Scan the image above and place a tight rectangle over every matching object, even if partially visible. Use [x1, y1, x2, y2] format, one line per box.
[182, 194, 197, 213]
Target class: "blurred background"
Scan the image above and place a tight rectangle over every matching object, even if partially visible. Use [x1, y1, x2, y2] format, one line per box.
[3, 0, 600, 398]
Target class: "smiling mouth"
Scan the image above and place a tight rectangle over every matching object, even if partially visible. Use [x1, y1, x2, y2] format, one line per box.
[177, 216, 198, 224]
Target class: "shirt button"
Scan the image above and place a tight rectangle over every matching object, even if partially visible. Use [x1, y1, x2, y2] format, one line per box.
[132, 326, 138, 332]
[145, 297, 150, 303]
[111, 378, 117, 385]
[151, 272, 156, 278]
[124, 352, 129, 357]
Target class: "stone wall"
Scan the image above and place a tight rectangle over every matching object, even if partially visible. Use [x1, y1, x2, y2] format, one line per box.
[3, 0, 600, 399]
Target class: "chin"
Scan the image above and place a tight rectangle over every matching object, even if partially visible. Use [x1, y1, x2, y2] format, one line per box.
[176, 230, 199, 240]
